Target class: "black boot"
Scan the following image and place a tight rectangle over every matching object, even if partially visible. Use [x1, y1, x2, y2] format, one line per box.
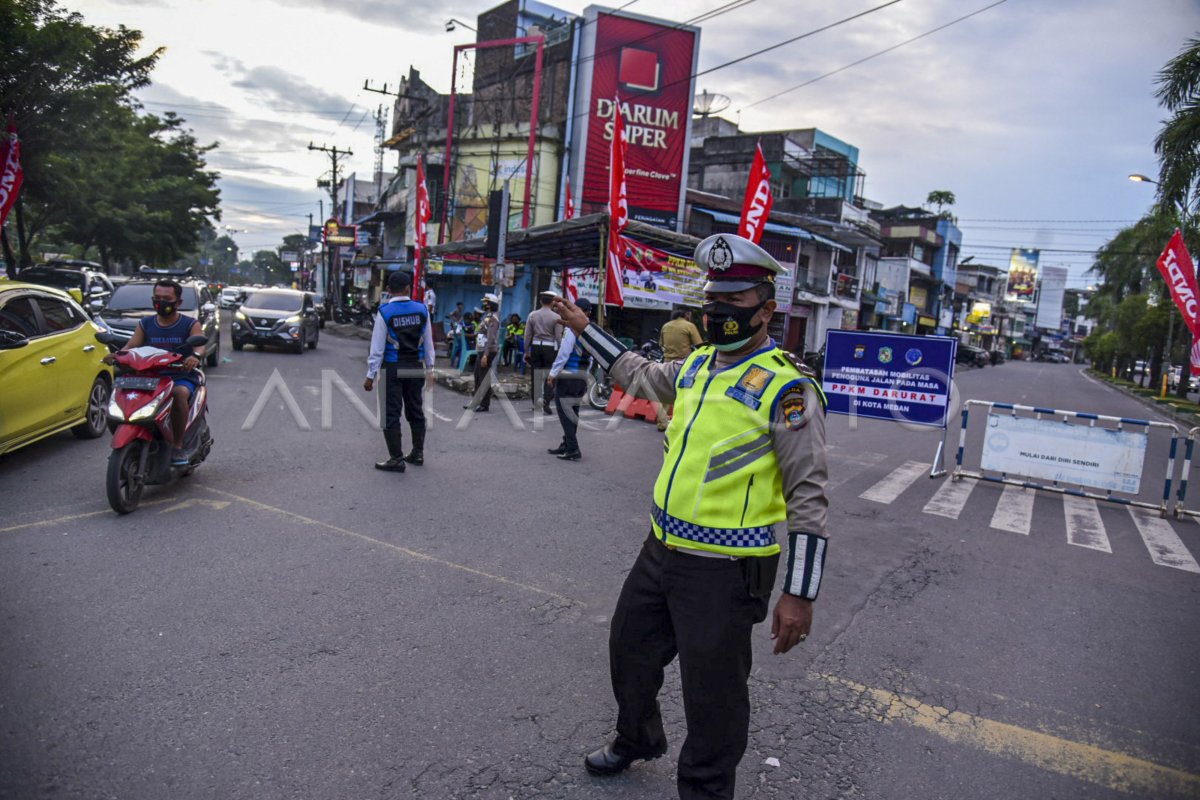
[547, 442, 568, 455]
[404, 426, 425, 466]
[375, 429, 406, 472]
[557, 449, 581, 461]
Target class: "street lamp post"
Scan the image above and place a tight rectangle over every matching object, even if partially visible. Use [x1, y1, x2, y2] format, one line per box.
[1129, 172, 1192, 395]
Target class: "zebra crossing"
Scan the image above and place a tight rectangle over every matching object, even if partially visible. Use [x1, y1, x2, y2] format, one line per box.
[833, 453, 1200, 574]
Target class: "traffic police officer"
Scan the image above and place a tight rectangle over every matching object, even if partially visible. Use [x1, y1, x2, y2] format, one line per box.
[466, 293, 501, 413]
[551, 233, 829, 800]
[364, 270, 436, 471]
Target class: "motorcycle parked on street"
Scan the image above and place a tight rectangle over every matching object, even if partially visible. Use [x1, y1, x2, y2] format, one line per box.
[98, 332, 214, 514]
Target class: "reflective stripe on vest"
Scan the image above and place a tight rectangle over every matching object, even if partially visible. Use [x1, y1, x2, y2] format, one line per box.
[650, 344, 824, 557]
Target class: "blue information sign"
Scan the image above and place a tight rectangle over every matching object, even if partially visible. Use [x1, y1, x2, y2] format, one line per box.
[822, 330, 957, 428]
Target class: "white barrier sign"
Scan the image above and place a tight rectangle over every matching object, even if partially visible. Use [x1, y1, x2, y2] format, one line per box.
[981, 414, 1147, 494]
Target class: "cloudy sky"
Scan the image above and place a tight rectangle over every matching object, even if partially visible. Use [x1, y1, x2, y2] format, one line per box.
[75, 0, 1198, 286]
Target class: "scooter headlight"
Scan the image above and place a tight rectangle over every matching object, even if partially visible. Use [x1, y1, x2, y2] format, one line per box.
[108, 397, 124, 421]
[129, 391, 167, 421]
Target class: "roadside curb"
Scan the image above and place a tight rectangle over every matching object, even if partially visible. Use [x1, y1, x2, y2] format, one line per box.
[1080, 368, 1200, 431]
[324, 323, 532, 399]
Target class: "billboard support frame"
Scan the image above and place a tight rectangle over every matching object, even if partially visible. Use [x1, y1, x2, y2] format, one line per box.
[440, 35, 545, 244]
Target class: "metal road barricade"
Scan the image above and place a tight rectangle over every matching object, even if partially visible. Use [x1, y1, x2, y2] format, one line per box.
[1173, 426, 1200, 518]
[953, 400, 1179, 517]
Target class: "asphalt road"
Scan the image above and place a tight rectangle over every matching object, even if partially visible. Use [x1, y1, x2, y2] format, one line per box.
[1, 324, 1197, 799]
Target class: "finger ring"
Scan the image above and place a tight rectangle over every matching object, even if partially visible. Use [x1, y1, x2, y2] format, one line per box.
[798, 634, 808, 641]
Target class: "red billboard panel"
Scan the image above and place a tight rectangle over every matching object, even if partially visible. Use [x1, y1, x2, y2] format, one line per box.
[575, 9, 699, 232]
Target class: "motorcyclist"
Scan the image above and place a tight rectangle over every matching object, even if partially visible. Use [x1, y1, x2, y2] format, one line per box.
[103, 279, 204, 465]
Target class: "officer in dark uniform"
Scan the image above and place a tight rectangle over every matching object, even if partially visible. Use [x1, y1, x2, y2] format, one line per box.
[364, 270, 436, 471]
[551, 233, 830, 800]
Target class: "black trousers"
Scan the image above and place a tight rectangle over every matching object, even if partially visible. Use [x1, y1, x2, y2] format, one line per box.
[472, 352, 495, 410]
[610, 533, 778, 800]
[529, 343, 557, 409]
[381, 364, 426, 432]
[555, 377, 586, 451]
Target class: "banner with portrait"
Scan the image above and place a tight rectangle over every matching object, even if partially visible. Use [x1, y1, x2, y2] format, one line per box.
[1006, 248, 1039, 300]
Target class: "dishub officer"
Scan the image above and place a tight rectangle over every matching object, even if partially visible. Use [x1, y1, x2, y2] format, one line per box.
[364, 270, 435, 472]
[552, 233, 830, 800]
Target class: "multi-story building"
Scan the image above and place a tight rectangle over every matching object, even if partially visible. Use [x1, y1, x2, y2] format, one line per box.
[871, 205, 963, 336]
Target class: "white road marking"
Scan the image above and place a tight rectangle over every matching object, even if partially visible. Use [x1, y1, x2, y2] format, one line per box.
[1063, 495, 1111, 553]
[923, 477, 976, 519]
[859, 460, 930, 504]
[990, 485, 1034, 535]
[1129, 508, 1200, 573]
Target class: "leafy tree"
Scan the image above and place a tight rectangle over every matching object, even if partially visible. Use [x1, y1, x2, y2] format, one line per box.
[54, 105, 219, 270]
[1154, 37, 1200, 217]
[0, 0, 161, 271]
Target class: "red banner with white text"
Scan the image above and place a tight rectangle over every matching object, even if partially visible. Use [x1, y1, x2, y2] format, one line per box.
[738, 142, 773, 243]
[413, 154, 432, 301]
[581, 13, 697, 231]
[0, 123, 23, 228]
[1156, 230, 1200, 375]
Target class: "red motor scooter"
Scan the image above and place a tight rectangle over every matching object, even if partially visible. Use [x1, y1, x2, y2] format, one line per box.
[99, 333, 214, 514]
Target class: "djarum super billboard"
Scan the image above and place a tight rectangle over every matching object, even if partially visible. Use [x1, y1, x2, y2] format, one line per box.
[570, 6, 701, 232]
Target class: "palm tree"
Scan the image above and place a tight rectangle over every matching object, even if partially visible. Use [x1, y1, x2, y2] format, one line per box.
[1154, 38, 1200, 217]
[926, 190, 956, 218]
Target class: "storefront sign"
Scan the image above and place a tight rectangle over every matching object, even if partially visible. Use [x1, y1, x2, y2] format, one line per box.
[323, 219, 356, 246]
[981, 414, 1146, 493]
[821, 330, 957, 428]
[572, 8, 700, 232]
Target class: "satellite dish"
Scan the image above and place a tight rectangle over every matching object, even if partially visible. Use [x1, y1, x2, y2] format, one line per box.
[693, 89, 731, 118]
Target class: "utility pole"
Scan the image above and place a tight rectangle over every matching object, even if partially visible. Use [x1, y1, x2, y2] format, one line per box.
[308, 142, 353, 311]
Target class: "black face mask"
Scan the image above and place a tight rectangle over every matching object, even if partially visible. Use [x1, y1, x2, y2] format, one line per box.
[703, 300, 765, 351]
[154, 300, 177, 317]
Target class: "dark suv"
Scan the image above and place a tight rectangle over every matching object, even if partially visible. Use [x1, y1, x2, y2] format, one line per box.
[99, 278, 221, 366]
[232, 289, 320, 353]
[18, 265, 114, 310]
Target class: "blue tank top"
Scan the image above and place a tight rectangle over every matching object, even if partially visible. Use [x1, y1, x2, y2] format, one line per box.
[138, 314, 201, 380]
[139, 314, 196, 349]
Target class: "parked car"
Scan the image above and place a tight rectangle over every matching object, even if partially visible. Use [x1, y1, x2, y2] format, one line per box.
[956, 343, 991, 368]
[18, 265, 114, 311]
[220, 285, 249, 309]
[99, 274, 221, 367]
[232, 289, 320, 353]
[988, 349, 1007, 365]
[0, 281, 113, 455]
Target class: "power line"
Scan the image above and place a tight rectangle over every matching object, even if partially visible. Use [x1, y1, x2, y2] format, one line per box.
[740, 0, 1007, 111]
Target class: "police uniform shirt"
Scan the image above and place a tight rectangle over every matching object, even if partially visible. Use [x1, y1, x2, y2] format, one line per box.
[525, 306, 563, 350]
[477, 312, 500, 355]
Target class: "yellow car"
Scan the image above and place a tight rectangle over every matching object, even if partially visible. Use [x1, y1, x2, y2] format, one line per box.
[0, 280, 114, 455]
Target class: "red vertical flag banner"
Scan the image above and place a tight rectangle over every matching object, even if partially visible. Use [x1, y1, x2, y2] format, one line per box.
[0, 122, 24, 228]
[561, 179, 579, 299]
[1157, 229, 1200, 376]
[605, 100, 628, 307]
[413, 154, 432, 301]
[738, 142, 773, 244]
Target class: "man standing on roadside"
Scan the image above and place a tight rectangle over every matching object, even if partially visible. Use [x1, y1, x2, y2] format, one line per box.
[656, 308, 703, 431]
[364, 270, 435, 471]
[551, 233, 830, 800]
[524, 290, 563, 413]
[466, 293, 501, 413]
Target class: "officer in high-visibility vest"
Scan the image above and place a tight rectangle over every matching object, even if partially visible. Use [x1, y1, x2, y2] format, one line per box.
[551, 233, 829, 800]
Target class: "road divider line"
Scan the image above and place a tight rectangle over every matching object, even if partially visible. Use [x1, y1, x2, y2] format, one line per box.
[990, 485, 1034, 535]
[922, 477, 976, 519]
[1063, 495, 1111, 553]
[199, 485, 582, 604]
[0, 497, 179, 533]
[819, 673, 1200, 796]
[1129, 508, 1200, 573]
[859, 460, 929, 504]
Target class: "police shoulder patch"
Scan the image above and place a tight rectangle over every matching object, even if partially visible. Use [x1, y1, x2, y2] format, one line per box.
[780, 385, 808, 431]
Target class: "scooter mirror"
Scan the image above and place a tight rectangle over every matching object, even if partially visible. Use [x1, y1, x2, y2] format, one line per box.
[185, 334, 209, 348]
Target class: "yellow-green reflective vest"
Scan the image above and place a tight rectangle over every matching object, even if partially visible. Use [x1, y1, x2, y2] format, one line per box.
[651, 344, 826, 557]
